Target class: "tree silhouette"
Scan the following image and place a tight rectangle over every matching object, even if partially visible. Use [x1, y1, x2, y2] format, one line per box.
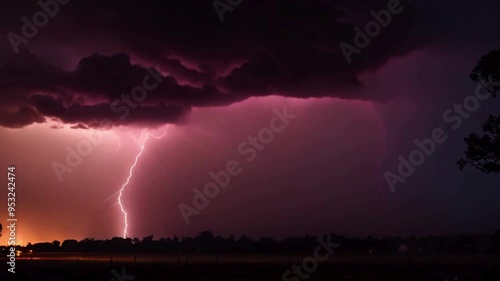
[61, 239, 79, 251]
[458, 49, 500, 173]
[7, 231, 500, 254]
[0, 223, 2, 237]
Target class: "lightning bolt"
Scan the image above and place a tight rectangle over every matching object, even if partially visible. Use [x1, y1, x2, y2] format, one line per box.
[117, 128, 167, 238]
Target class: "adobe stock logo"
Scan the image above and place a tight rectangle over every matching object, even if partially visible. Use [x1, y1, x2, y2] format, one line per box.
[384, 77, 499, 192]
[178, 105, 296, 224]
[110, 267, 135, 281]
[339, 0, 410, 64]
[51, 66, 164, 182]
[7, 0, 71, 54]
[213, 0, 244, 22]
[282, 235, 340, 281]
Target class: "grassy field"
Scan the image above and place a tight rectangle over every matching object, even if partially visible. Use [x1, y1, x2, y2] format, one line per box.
[1, 253, 499, 280]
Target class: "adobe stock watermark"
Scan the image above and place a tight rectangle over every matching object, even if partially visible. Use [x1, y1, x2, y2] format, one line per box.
[339, 0, 410, 64]
[110, 267, 135, 281]
[51, 66, 163, 182]
[7, 0, 71, 54]
[178, 105, 296, 224]
[385, 77, 500, 192]
[282, 235, 340, 281]
[213, 0, 244, 22]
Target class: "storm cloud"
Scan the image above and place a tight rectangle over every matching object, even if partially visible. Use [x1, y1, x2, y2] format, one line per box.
[0, 0, 429, 128]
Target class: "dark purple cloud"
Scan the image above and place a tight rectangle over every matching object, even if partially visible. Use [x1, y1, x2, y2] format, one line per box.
[0, 0, 429, 128]
[1, 0, 498, 128]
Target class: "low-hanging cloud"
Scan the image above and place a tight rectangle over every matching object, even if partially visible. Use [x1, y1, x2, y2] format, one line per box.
[0, 0, 435, 128]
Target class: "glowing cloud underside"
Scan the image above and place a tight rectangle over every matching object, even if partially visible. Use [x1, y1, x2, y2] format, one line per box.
[118, 129, 167, 238]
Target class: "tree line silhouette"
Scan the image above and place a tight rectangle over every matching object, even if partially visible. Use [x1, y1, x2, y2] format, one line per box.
[3, 230, 500, 254]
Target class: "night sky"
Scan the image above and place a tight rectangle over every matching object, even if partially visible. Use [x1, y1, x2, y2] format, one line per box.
[1, 0, 500, 245]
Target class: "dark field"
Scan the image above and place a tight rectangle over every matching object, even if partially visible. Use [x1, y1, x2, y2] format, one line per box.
[1, 253, 500, 281]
